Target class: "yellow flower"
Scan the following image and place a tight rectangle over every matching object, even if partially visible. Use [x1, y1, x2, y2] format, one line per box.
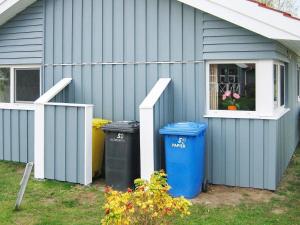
[101, 171, 191, 225]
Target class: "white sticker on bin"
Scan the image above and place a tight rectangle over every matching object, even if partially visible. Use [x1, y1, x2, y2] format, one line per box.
[171, 137, 186, 149]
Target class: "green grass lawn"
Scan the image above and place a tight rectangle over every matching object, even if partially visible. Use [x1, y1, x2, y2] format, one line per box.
[1, 148, 300, 225]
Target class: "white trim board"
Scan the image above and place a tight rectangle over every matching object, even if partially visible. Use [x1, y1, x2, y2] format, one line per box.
[204, 108, 290, 120]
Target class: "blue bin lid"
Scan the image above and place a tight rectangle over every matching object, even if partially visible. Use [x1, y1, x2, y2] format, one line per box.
[159, 122, 207, 136]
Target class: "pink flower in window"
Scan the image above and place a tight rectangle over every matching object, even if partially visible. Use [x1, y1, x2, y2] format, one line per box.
[233, 93, 240, 99]
[222, 94, 227, 100]
[224, 91, 231, 97]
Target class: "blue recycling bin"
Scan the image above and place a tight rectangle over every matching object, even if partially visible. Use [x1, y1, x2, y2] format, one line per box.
[159, 122, 207, 199]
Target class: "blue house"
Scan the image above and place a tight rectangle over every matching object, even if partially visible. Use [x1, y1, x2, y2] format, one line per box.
[0, 0, 299, 190]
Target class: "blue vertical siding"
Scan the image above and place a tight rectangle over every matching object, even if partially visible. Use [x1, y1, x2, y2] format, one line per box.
[206, 118, 278, 190]
[274, 53, 300, 185]
[44, 104, 87, 184]
[0, 0, 43, 64]
[0, 109, 34, 163]
[43, 0, 205, 122]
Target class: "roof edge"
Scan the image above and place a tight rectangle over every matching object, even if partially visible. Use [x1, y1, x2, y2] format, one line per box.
[0, 0, 37, 27]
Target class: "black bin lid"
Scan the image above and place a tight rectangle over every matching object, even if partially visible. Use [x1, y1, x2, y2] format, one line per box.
[102, 121, 140, 133]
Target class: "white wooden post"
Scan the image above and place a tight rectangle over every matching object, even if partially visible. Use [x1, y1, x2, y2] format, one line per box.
[139, 78, 171, 180]
[139, 108, 155, 180]
[34, 103, 45, 179]
[34, 78, 72, 180]
[84, 105, 93, 185]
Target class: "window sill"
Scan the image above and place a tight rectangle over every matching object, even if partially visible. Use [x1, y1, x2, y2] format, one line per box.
[0, 103, 35, 111]
[204, 108, 290, 120]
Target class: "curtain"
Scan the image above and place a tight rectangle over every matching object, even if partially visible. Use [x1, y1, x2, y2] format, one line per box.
[209, 64, 218, 110]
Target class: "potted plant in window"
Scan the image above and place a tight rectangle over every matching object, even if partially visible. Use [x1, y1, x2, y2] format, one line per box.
[222, 91, 240, 110]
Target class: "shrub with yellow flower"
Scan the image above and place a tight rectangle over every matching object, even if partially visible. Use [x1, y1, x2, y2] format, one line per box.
[101, 170, 191, 225]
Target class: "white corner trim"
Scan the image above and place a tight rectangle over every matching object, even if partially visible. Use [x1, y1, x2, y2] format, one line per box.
[35, 78, 72, 104]
[34, 103, 44, 179]
[84, 105, 93, 185]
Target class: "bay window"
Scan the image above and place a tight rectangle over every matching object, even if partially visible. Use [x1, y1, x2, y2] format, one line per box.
[209, 63, 256, 111]
[206, 60, 288, 119]
[0, 66, 40, 104]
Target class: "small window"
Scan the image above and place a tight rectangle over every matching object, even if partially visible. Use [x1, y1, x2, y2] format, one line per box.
[209, 63, 256, 111]
[0, 68, 10, 103]
[15, 69, 40, 102]
[273, 63, 285, 108]
[0, 66, 40, 104]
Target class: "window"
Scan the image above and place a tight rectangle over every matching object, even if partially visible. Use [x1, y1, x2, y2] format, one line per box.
[15, 69, 40, 102]
[206, 60, 289, 119]
[273, 63, 285, 108]
[0, 68, 10, 103]
[0, 66, 40, 104]
[208, 63, 256, 111]
[297, 65, 300, 101]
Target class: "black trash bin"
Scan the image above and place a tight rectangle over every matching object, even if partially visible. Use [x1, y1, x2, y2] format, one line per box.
[102, 121, 140, 191]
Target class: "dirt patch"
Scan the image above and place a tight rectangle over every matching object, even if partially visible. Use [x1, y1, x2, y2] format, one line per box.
[271, 207, 287, 215]
[14, 214, 37, 225]
[40, 197, 56, 205]
[75, 191, 98, 205]
[92, 178, 106, 191]
[191, 185, 277, 207]
[16, 166, 25, 175]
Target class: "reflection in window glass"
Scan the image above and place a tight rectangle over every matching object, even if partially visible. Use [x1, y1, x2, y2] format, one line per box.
[280, 65, 285, 106]
[274, 64, 278, 106]
[15, 69, 40, 102]
[209, 63, 256, 111]
[297, 67, 300, 98]
[0, 68, 10, 103]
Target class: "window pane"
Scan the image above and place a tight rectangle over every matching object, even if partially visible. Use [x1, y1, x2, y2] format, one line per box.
[280, 65, 285, 106]
[15, 69, 40, 102]
[209, 63, 256, 111]
[0, 68, 10, 103]
[298, 67, 300, 98]
[274, 64, 278, 106]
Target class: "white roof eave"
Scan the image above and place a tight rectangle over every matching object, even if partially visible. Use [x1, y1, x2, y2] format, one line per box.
[178, 0, 300, 55]
[0, 0, 37, 27]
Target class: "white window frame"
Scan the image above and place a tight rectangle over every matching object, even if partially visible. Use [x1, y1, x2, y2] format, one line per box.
[204, 60, 289, 120]
[0, 65, 41, 109]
